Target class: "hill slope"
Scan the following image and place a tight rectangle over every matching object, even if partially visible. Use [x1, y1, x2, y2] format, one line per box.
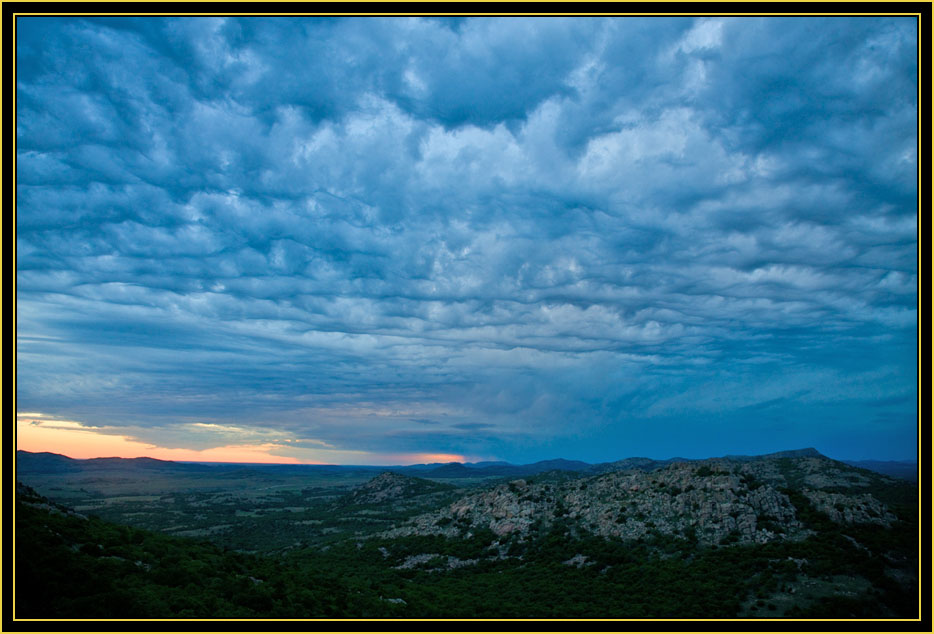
[344, 471, 454, 505]
[384, 454, 905, 546]
[15, 483, 392, 618]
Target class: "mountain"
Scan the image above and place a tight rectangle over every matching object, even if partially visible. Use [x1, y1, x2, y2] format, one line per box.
[401, 449, 837, 480]
[16, 450, 216, 475]
[588, 449, 826, 475]
[590, 456, 683, 473]
[15, 451, 84, 474]
[401, 461, 512, 471]
[343, 472, 453, 505]
[383, 452, 903, 546]
[394, 462, 508, 478]
[724, 448, 824, 460]
[524, 459, 592, 473]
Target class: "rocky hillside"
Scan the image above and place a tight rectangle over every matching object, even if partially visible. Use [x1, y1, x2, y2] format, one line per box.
[344, 471, 453, 506]
[382, 454, 902, 546]
[17, 482, 89, 520]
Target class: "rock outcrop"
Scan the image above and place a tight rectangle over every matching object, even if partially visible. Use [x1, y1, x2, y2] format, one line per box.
[802, 490, 897, 526]
[346, 471, 450, 506]
[382, 455, 897, 546]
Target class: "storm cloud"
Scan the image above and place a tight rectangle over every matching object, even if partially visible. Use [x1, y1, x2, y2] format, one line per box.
[16, 16, 917, 463]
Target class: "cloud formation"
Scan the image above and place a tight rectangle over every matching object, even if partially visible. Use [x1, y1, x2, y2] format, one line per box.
[16, 16, 917, 463]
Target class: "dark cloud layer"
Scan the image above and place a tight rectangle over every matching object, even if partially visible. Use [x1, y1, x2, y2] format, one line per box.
[16, 17, 917, 462]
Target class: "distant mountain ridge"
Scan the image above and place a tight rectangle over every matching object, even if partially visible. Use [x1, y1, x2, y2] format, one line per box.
[842, 459, 918, 482]
[392, 448, 831, 479]
[16, 448, 916, 481]
[16, 451, 218, 474]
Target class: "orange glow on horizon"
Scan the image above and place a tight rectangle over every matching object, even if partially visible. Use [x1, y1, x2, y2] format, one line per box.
[16, 417, 309, 464]
[408, 453, 467, 464]
[15, 415, 480, 466]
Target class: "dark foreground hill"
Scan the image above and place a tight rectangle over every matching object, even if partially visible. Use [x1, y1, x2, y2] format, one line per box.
[14, 483, 390, 618]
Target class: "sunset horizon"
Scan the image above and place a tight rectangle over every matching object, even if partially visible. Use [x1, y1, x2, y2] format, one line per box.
[17, 409, 917, 466]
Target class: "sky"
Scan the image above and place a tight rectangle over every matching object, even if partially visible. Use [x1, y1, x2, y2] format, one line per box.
[16, 16, 918, 465]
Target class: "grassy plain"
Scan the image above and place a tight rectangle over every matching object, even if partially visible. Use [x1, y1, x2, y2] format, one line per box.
[19, 466, 472, 553]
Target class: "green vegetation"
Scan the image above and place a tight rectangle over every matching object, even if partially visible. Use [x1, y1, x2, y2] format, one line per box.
[18, 486, 917, 619]
[279, 509, 916, 619]
[15, 453, 920, 620]
[19, 476, 465, 554]
[16, 489, 389, 618]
